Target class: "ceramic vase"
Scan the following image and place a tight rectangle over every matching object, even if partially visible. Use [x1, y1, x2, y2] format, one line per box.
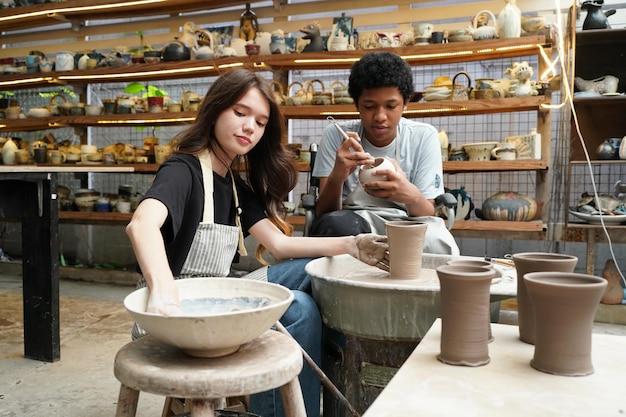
[497, 0, 521, 38]
[1, 137, 18, 165]
[511, 252, 578, 344]
[436, 265, 496, 366]
[524, 272, 607, 376]
[385, 221, 427, 279]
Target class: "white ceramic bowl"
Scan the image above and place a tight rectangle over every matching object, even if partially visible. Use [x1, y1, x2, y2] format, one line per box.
[358, 157, 396, 185]
[462, 142, 498, 161]
[27, 107, 52, 118]
[124, 277, 294, 358]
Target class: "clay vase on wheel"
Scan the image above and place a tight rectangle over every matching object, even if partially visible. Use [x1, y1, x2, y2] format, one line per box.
[524, 272, 607, 376]
[385, 221, 427, 279]
[511, 252, 578, 344]
[436, 264, 496, 366]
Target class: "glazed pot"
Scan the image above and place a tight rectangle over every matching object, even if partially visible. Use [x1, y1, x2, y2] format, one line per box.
[162, 40, 191, 61]
[472, 10, 498, 40]
[481, 191, 537, 221]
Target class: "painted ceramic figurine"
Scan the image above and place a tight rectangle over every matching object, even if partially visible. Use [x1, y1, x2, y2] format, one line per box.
[239, 3, 259, 41]
[581, 0, 616, 30]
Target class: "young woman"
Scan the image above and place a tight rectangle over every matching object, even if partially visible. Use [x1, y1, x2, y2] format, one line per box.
[126, 68, 388, 417]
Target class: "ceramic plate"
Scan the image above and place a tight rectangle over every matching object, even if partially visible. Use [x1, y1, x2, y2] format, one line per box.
[569, 210, 626, 225]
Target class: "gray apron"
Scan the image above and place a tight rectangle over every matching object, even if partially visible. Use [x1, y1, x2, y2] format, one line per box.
[179, 150, 247, 277]
[132, 150, 248, 339]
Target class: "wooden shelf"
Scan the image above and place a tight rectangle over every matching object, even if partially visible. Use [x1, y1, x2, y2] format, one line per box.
[59, 211, 132, 225]
[443, 159, 547, 173]
[0, 36, 547, 91]
[1, 96, 550, 133]
[451, 220, 546, 240]
[0, 0, 251, 32]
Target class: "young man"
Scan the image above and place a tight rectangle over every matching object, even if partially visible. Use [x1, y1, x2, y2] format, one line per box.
[311, 51, 459, 255]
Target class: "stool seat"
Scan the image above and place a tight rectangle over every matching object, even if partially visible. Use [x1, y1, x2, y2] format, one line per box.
[114, 330, 306, 417]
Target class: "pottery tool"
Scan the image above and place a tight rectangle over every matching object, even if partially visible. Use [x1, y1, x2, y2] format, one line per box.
[327, 116, 351, 141]
[275, 320, 361, 417]
[484, 256, 515, 267]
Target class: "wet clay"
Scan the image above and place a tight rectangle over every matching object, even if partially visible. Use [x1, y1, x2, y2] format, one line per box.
[436, 265, 496, 366]
[386, 221, 428, 279]
[512, 252, 578, 344]
[446, 260, 496, 342]
[524, 272, 607, 376]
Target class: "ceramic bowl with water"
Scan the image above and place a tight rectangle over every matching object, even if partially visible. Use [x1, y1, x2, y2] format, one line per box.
[124, 277, 294, 358]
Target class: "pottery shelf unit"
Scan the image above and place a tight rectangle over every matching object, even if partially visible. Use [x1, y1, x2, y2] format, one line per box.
[0, 36, 552, 233]
[564, 28, 626, 274]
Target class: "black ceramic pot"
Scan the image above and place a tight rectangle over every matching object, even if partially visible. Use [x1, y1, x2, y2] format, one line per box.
[162, 40, 190, 61]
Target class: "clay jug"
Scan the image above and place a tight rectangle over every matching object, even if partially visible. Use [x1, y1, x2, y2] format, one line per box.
[511, 252, 578, 344]
[524, 272, 607, 376]
[1, 137, 18, 165]
[436, 265, 496, 366]
[385, 221, 427, 279]
[497, 0, 521, 39]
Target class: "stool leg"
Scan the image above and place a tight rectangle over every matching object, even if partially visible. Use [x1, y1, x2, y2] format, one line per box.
[280, 377, 307, 417]
[115, 384, 139, 417]
[189, 399, 220, 417]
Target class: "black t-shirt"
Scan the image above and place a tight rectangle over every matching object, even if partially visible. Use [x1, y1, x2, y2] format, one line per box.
[142, 153, 266, 276]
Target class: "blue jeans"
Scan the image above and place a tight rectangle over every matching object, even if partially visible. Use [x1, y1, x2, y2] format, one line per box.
[248, 258, 321, 417]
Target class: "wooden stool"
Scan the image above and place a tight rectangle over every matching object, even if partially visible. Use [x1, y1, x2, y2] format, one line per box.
[114, 330, 306, 417]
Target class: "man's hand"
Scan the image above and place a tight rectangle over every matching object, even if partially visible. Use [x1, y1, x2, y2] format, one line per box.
[348, 233, 389, 271]
[330, 131, 375, 183]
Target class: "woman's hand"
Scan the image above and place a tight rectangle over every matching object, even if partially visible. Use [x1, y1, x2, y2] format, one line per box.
[348, 233, 390, 271]
[146, 281, 182, 316]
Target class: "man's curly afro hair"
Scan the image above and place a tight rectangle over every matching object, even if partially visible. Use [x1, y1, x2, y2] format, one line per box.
[348, 51, 414, 105]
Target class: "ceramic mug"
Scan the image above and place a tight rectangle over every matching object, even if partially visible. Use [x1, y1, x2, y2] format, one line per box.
[491, 143, 517, 160]
[15, 149, 30, 164]
[415, 23, 434, 38]
[620, 135, 626, 160]
[49, 151, 66, 165]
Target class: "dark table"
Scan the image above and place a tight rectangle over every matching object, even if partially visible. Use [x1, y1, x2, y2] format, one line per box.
[0, 169, 60, 362]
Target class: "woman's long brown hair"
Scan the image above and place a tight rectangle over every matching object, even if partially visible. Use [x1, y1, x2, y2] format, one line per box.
[174, 68, 297, 261]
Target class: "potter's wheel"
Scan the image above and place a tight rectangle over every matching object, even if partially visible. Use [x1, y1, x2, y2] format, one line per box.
[305, 254, 516, 342]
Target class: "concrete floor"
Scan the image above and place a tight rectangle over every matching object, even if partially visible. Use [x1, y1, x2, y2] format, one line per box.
[0, 274, 163, 417]
[1, 270, 625, 417]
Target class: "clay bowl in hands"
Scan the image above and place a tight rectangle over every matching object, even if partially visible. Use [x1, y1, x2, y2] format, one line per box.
[359, 157, 396, 186]
[124, 277, 294, 358]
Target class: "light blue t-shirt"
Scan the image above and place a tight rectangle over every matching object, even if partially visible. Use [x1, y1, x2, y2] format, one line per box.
[313, 117, 444, 202]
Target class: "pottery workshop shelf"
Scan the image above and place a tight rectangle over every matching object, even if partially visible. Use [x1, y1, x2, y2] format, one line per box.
[0, 0, 252, 32]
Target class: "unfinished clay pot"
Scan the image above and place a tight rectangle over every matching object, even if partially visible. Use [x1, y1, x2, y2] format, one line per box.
[436, 264, 496, 366]
[524, 272, 607, 376]
[512, 252, 578, 344]
[385, 221, 427, 279]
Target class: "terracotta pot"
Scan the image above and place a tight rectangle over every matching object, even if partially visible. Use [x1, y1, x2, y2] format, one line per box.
[511, 252, 578, 344]
[524, 272, 607, 376]
[436, 264, 496, 366]
[385, 221, 428, 279]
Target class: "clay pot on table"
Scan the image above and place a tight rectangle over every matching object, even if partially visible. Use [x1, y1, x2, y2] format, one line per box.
[436, 264, 496, 366]
[524, 271, 607, 376]
[511, 252, 578, 345]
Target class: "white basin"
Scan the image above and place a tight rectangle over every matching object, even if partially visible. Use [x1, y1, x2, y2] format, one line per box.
[124, 277, 293, 357]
